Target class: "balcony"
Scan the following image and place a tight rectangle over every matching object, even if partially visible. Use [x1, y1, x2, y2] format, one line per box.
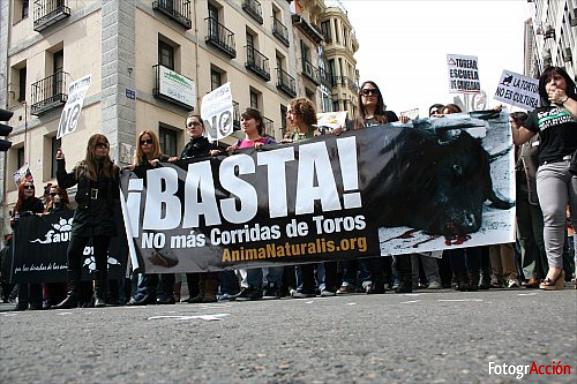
[346, 77, 359, 93]
[544, 25, 555, 39]
[153, 64, 195, 110]
[263, 116, 274, 136]
[272, 17, 290, 47]
[245, 46, 270, 82]
[292, 14, 323, 44]
[205, 17, 236, 58]
[33, 0, 71, 32]
[318, 67, 332, 88]
[233, 101, 240, 131]
[302, 60, 320, 85]
[563, 47, 572, 62]
[242, 0, 263, 25]
[152, 0, 191, 29]
[276, 68, 296, 97]
[31, 69, 68, 115]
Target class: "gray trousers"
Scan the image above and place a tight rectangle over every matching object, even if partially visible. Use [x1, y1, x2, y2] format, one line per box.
[536, 160, 577, 269]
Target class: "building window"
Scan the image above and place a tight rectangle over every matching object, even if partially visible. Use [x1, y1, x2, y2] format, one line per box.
[18, 67, 26, 102]
[249, 89, 260, 110]
[321, 21, 331, 42]
[22, 0, 29, 19]
[51, 137, 58, 178]
[210, 67, 223, 90]
[159, 126, 178, 157]
[280, 105, 287, 135]
[305, 88, 315, 103]
[333, 19, 339, 44]
[246, 30, 255, 48]
[17, 148, 25, 169]
[158, 40, 175, 69]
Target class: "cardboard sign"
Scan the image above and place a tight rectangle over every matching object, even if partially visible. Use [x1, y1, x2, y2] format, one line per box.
[494, 70, 539, 111]
[447, 54, 480, 93]
[317, 111, 347, 130]
[57, 74, 91, 139]
[201, 82, 234, 142]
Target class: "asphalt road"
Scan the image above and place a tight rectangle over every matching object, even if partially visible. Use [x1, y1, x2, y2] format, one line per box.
[1, 288, 576, 384]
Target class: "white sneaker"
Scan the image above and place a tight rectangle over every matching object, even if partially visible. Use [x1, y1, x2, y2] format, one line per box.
[507, 279, 520, 288]
[427, 281, 442, 289]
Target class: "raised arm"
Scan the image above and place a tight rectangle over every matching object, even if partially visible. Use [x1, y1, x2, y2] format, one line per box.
[55, 149, 78, 189]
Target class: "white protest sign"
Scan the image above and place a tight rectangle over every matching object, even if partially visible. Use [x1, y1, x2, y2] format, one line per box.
[201, 82, 234, 142]
[57, 74, 92, 139]
[400, 108, 419, 120]
[447, 54, 480, 93]
[317, 111, 347, 130]
[13, 164, 30, 187]
[494, 70, 539, 111]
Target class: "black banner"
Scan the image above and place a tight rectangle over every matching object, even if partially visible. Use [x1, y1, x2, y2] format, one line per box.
[122, 112, 515, 273]
[11, 209, 128, 283]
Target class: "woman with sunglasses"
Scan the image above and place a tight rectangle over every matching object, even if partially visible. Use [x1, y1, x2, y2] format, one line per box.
[54, 134, 120, 308]
[127, 130, 178, 305]
[510, 66, 577, 290]
[345, 81, 411, 294]
[12, 179, 45, 310]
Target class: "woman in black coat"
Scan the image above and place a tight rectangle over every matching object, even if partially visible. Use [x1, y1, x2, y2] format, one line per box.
[12, 179, 45, 310]
[55, 134, 120, 308]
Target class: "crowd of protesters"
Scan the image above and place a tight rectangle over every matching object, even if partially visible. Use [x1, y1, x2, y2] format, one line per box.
[1, 65, 575, 310]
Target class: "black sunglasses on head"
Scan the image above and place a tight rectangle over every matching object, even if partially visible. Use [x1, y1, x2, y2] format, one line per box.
[24, 185, 35, 190]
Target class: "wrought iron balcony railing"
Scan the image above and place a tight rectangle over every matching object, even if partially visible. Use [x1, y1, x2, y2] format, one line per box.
[33, 0, 71, 32]
[245, 45, 270, 82]
[31, 69, 68, 115]
[318, 67, 332, 88]
[272, 17, 289, 47]
[302, 59, 320, 85]
[242, 0, 263, 24]
[152, 0, 191, 29]
[276, 68, 296, 97]
[205, 17, 236, 58]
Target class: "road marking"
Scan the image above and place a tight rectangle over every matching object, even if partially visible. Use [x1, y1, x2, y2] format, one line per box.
[517, 292, 538, 296]
[438, 299, 483, 302]
[401, 300, 421, 304]
[403, 293, 422, 297]
[57, 312, 74, 315]
[147, 313, 229, 321]
[346, 302, 357, 306]
[1, 313, 18, 317]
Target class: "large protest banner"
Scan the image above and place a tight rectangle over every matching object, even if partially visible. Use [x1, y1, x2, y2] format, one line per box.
[11, 210, 128, 283]
[493, 70, 540, 111]
[121, 111, 515, 274]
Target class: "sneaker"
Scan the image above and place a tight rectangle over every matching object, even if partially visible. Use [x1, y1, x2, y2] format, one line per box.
[290, 288, 316, 298]
[262, 285, 281, 300]
[427, 280, 442, 289]
[236, 287, 262, 301]
[337, 284, 356, 294]
[217, 293, 237, 302]
[507, 279, 520, 288]
[320, 289, 336, 297]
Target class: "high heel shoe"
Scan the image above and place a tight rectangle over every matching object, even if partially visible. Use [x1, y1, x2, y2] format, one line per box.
[539, 271, 565, 290]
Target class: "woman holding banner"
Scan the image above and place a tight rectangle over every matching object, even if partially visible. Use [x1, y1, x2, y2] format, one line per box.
[173, 115, 220, 304]
[510, 66, 577, 290]
[12, 179, 45, 310]
[54, 134, 120, 308]
[127, 130, 177, 305]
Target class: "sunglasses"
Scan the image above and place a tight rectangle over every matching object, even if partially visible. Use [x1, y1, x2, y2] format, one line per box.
[361, 89, 378, 96]
[429, 109, 439, 116]
[140, 139, 153, 145]
[95, 143, 109, 149]
[49, 192, 57, 197]
[24, 185, 35, 190]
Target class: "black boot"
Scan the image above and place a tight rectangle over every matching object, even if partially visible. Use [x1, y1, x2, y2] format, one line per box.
[94, 270, 107, 308]
[54, 279, 79, 309]
[455, 273, 470, 292]
[468, 271, 480, 291]
[187, 275, 206, 303]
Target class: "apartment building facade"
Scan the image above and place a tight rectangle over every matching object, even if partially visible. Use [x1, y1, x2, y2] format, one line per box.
[525, 0, 576, 78]
[0, 0, 360, 233]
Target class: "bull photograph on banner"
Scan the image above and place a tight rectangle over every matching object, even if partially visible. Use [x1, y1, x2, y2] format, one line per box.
[121, 110, 514, 274]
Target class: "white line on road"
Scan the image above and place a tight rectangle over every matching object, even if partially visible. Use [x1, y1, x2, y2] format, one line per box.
[438, 299, 484, 302]
[517, 292, 538, 296]
[346, 302, 357, 306]
[1, 313, 18, 317]
[401, 300, 422, 304]
[147, 314, 230, 321]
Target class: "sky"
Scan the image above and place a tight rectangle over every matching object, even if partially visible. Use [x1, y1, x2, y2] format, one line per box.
[340, 0, 534, 116]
